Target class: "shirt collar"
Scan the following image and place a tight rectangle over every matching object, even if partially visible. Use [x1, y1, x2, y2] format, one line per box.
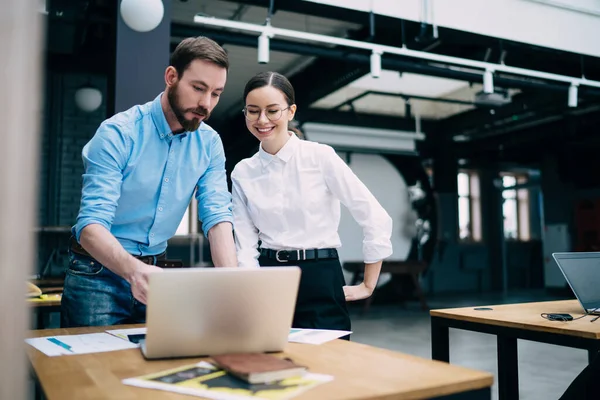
[259, 132, 298, 168]
[151, 92, 193, 141]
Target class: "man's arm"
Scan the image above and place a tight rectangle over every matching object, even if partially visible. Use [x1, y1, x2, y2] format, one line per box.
[207, 222, 238, 267]
[80, 224, 162, 304]
[75, 124, 161, 304]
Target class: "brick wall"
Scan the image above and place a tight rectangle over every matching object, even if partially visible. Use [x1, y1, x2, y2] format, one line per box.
[36, 72, 107, 275]
[58, 74, 107, 225]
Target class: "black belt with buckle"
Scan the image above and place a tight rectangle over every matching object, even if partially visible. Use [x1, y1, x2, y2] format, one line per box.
[68, 236, 183, 268]
[259, 248, 338, 262]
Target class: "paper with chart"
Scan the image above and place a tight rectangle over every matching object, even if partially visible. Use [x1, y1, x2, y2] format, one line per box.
[287, 329, 352, 345]
[25, 333, 138, 356]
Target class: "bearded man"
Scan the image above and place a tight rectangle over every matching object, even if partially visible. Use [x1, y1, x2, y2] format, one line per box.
[61, 37, 238, 328]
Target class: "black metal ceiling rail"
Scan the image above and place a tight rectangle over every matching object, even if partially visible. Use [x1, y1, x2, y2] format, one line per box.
[171, 23, 600, 98]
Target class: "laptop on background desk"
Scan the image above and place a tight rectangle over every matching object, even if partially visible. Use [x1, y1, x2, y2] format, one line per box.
[552, 252, 600, 314]
[141, 266, 301, 359]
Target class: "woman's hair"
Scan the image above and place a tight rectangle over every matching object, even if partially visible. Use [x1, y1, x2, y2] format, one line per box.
[243, 71, 304, 139]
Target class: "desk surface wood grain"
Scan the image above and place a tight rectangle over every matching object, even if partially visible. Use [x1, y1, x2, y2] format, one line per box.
[27, 325, 492, 400]
[431, 299, 600, 339]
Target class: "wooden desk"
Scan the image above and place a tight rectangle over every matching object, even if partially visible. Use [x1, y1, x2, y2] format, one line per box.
[27, 325, 493, 400]
[430, 300, 600, 400]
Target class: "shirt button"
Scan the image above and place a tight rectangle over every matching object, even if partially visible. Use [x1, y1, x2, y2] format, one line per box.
[160, 134, 164, 138]
[170, 150, 174, 154]
[158, 207, 163, 211]
[150, 233, 155, 237]
[164, 178, 169, 183]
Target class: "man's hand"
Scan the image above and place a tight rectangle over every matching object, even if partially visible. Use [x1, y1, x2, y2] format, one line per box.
[343, 282, 375, 302]
[126, 260, 163, 304]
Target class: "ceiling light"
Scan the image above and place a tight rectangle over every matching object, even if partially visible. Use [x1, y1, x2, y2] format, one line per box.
[75, 87, 102, 113]
[483, 70, 494, 94]
[370, 50, 382, 79]
[120, 0, 164, 33]
[568, 83, 578, 107]
[258, 32, 270, 64]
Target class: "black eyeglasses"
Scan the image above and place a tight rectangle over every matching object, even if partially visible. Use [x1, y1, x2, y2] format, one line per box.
[242, 106, 291, 122]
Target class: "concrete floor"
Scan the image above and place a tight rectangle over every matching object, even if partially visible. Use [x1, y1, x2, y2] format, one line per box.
[348, 290, 587, 400]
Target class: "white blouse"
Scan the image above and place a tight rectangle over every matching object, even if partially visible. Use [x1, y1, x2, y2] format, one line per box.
[231, 133, 393, 268]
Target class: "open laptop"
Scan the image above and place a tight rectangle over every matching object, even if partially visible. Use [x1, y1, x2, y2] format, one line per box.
[141, 266, 301, 359]
[552, 252, 600, 314]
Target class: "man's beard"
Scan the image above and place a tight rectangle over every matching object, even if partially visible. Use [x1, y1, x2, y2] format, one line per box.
[167, 84, 210, 132]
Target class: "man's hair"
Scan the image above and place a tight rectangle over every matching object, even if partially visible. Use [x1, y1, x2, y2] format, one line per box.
[170, 36, 229, 78]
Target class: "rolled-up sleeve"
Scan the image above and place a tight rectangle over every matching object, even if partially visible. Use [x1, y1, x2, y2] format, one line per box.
[320, 145, 393, 263]
[74, 123, 129, 241]
[197, 134, 233, 237]
[231, 171, 260, 268]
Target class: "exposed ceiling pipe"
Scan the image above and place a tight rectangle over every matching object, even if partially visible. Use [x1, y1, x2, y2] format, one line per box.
[193, 14, 600, 91]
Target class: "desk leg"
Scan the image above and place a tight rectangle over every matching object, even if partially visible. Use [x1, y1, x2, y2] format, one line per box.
[431, 317, 450, 362]
[497, 336, 519, 400]
[587, 343, 600, 364]
[36, 309, 44, 330]
[34, 379, 45, 400]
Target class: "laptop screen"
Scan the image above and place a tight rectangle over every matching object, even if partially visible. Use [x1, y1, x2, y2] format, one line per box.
[555, 253, 600, 311]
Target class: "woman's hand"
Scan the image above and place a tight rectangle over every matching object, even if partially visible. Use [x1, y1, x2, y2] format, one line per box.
[343, 282, 375, 301]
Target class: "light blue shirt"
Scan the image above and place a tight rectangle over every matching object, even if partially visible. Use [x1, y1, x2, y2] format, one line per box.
[73, 92, 233, 256]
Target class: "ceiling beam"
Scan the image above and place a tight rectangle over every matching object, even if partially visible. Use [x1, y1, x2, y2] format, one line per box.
[456, 103, 600, 153]
[172, 24, 600, 98]
[439, 90, 561, 137]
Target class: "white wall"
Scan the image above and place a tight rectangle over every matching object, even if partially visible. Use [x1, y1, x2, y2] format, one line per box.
[303, 0, 600, 57]
[336, 152, 414, 285]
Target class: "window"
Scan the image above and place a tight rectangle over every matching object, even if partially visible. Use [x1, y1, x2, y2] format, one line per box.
[501, 173, 530, 240]
[457, 171, 482, 241]
[175, 192, 199, 236]
[175, 207, 190, 235]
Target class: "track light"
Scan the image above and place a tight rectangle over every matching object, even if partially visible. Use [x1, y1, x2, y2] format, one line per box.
[568, 83, 578, 108]
[483, 70, 494, 94]
[370, 50, 382, 78]
[258, 32, 270, 64]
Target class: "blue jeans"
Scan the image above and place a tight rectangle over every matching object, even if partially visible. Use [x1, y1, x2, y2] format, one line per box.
[60, 251, 146, 327]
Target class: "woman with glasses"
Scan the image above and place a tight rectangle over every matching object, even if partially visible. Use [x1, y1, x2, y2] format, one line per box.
[231, 71, 393, 335]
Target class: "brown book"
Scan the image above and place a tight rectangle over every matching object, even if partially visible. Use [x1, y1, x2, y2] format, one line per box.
[211, 353, 307, 384]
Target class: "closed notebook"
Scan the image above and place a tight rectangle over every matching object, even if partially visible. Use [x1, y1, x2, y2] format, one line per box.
[211, 353, 307, 384]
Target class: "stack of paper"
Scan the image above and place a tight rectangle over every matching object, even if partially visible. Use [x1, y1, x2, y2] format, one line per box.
[287, 329, 352, 345]
[25, 333, 138, 356]
[123, 361, 333, 400]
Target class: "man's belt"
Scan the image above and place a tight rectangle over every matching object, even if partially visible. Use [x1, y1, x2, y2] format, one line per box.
[69, 236, 183, 268]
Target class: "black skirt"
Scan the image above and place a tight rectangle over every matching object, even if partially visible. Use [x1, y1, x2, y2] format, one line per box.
[259, 255, 351, 335]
